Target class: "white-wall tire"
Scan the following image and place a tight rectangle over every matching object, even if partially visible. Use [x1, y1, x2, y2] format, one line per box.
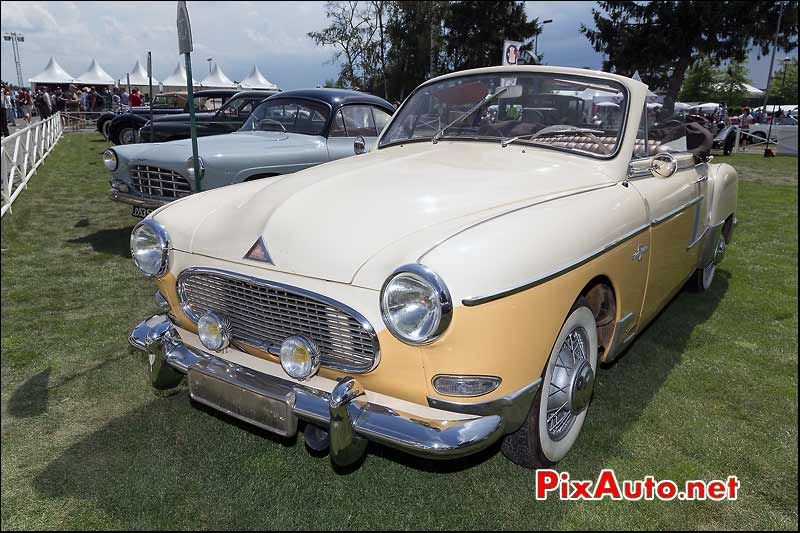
[501, 298, 598, 468]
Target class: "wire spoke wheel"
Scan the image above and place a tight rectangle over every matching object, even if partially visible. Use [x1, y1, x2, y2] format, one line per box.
[546, 326, 594, 441]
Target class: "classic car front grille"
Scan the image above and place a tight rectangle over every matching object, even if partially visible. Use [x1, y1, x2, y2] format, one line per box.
[177, 269, 380, 373]
[130, 165, 192, 199]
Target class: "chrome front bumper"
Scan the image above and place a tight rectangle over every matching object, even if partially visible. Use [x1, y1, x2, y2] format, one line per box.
[130, 315, 508, 467]
[110, 187, 170, 209]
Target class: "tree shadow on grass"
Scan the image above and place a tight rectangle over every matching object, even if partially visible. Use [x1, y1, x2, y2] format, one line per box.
[7, 368, 51, 418]
[67, 226, 134, 258]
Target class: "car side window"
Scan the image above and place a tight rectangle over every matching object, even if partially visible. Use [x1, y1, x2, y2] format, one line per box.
[329, 110, 348, 137]
[372, 108, 392, 135]
[342, 106, 377, 137]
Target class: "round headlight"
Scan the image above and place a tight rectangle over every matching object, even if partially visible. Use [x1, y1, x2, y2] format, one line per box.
[280, 336, 321, 380]
[130, 219, 170, 277]
[185, 156, 205, 179]
[198, 312, 232, 351]
[103, 149, 118, 170]
[380, 264, 452, 345]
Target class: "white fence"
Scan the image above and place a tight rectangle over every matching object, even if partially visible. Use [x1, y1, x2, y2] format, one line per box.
[1, 112, 64, 218]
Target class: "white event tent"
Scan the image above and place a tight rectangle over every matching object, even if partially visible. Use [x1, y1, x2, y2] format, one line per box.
[161, 61, 199, 92]
[125, 60, 160, 92]
[74, 59, 115, 88]
[28, 57, 74, 88]
[201, 64, 237, 89]
[238, 65, 279, 90]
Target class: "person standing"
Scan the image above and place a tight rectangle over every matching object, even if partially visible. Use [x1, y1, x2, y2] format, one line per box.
[129, 88, 143, 107]
[0, 88, 10, 137]
[18, 89, 32, 125]
[111, 87, 121, 110]
[738, 107, 752, 151]
[121, 88, 130, 106]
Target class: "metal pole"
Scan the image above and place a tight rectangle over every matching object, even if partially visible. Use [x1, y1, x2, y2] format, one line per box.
[761, 2, 784, 116]
[126, 73, 131, 108]
[148, 52, 154, 143]
[13, 35, 23, 88]
[184, 54, 201, 192]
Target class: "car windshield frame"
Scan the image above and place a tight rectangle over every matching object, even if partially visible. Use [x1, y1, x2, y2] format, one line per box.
[241, 97, 332, 136]
[378, 71, 631, 160]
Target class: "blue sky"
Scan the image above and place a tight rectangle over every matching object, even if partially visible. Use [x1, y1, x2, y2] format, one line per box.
[1, 1, 796, 90]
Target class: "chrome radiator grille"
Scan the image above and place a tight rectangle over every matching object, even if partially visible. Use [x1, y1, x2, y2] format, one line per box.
[177, 269, 380, 373]
[130, 165, 191, 199]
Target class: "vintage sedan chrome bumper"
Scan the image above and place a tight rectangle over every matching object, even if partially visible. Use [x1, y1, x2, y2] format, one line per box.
[110, 187, 170, 209]
[129, 314, 507, 466]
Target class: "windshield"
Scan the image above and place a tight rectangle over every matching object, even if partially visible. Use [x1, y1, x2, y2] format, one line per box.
[379, 72, 629, 158]
[241, 98, 330, 135]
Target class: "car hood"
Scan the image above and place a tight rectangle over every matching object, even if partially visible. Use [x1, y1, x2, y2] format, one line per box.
[155, 141, 618, 287]
[115, 131, 317, 163]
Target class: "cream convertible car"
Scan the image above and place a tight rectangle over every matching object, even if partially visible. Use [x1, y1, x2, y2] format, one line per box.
[129, 66, 737, 469]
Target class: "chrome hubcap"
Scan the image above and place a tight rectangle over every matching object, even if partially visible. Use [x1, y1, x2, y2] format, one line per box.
[547, 327, 593, 441]
[121, 129, 135, 144]
[713, 237, 726, 265]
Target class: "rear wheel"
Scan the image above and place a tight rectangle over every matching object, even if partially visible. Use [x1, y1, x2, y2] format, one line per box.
[501, 298, 598, 469]
[689, 232, 726, 292]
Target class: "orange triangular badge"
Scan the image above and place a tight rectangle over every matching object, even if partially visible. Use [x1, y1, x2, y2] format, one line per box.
[244, 237, 273, 264]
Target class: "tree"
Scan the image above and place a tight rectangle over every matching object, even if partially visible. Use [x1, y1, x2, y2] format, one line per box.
[441, 1, 540, 72]
[580, 1, 798, 112]
[308, 1, 380, 90]
[679, 58, 719, 102]
[715, 61, 751, 108]
[768, 58, 798, 102]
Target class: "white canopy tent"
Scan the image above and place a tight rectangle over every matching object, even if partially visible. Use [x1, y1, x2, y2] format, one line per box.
[28, 56, 74, 88]
[200, 64, 237, 89]
[74, 59, 115, 87]
[125, 60, 160, 88]
[238, 65, 279, 90]
[161, 61, 199, 91]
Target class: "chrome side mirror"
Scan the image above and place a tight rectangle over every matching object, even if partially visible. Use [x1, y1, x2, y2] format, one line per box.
[651, 152, 677, 178]
[354, 136, 366, 155]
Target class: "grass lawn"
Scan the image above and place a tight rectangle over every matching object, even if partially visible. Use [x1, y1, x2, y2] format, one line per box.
[1, 134, 797, 530]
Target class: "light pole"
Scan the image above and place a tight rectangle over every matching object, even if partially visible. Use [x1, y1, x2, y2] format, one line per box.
[534, 19, 553, 61]
[764, 56, 792, 156]
[2, 32, 25, 88]
[206, 57, 213, 73]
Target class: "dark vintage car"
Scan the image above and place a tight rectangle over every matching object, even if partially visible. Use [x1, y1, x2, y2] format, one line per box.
[137, 90, 277, 143]
[99, 89, 242, 145]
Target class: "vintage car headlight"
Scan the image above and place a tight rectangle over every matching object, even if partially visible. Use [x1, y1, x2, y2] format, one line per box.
[103, 149, 118, 170]
[280, 336, 321, 380]
[380, 264, 452, 345]
[130, 219, 170, 277]
[197, 312, 232, 352]
[185, 156, 205, 179]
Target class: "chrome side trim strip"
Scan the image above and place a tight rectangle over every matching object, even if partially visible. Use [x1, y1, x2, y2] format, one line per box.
[651, 195, 704, 226]
[604, 311, 637, 362]
[687, 224, 709, 250]
[427, 378, 541, 434]
[462, 223, 650, 307]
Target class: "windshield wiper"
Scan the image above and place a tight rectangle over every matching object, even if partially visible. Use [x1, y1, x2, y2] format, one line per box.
[432, 85, 510, 144]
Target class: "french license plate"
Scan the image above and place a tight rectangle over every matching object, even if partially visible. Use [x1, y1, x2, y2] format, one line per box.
[188, 365, 297, 437]
[131, 206, 154, 218]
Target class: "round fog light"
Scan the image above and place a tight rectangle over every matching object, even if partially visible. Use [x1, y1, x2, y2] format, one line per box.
[197, 312, 231, 351]
[280, 336, 321, 381]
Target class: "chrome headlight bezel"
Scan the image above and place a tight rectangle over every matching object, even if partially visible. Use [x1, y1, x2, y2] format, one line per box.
[130, 219, 170, 278]
[185, 156, 205, 179]
[380, 264, 452, 345]
[103, 149, 118, 171]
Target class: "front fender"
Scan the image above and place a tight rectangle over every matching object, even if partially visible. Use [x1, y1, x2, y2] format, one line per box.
[707, 162, 738, 227]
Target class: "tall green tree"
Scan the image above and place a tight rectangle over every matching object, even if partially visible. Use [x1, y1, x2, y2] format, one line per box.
[580, 1, 798, 112]
[715, 61, 752, 108]
[441, 1, 540, 72]
[768, 58, 798, 102]
[679, 58, 720, 102]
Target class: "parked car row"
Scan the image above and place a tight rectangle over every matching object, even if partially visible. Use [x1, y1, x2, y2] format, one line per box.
[118, 66, 738, 471]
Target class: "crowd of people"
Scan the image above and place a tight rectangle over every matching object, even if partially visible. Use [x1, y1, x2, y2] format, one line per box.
[1, 82, 148, 137]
